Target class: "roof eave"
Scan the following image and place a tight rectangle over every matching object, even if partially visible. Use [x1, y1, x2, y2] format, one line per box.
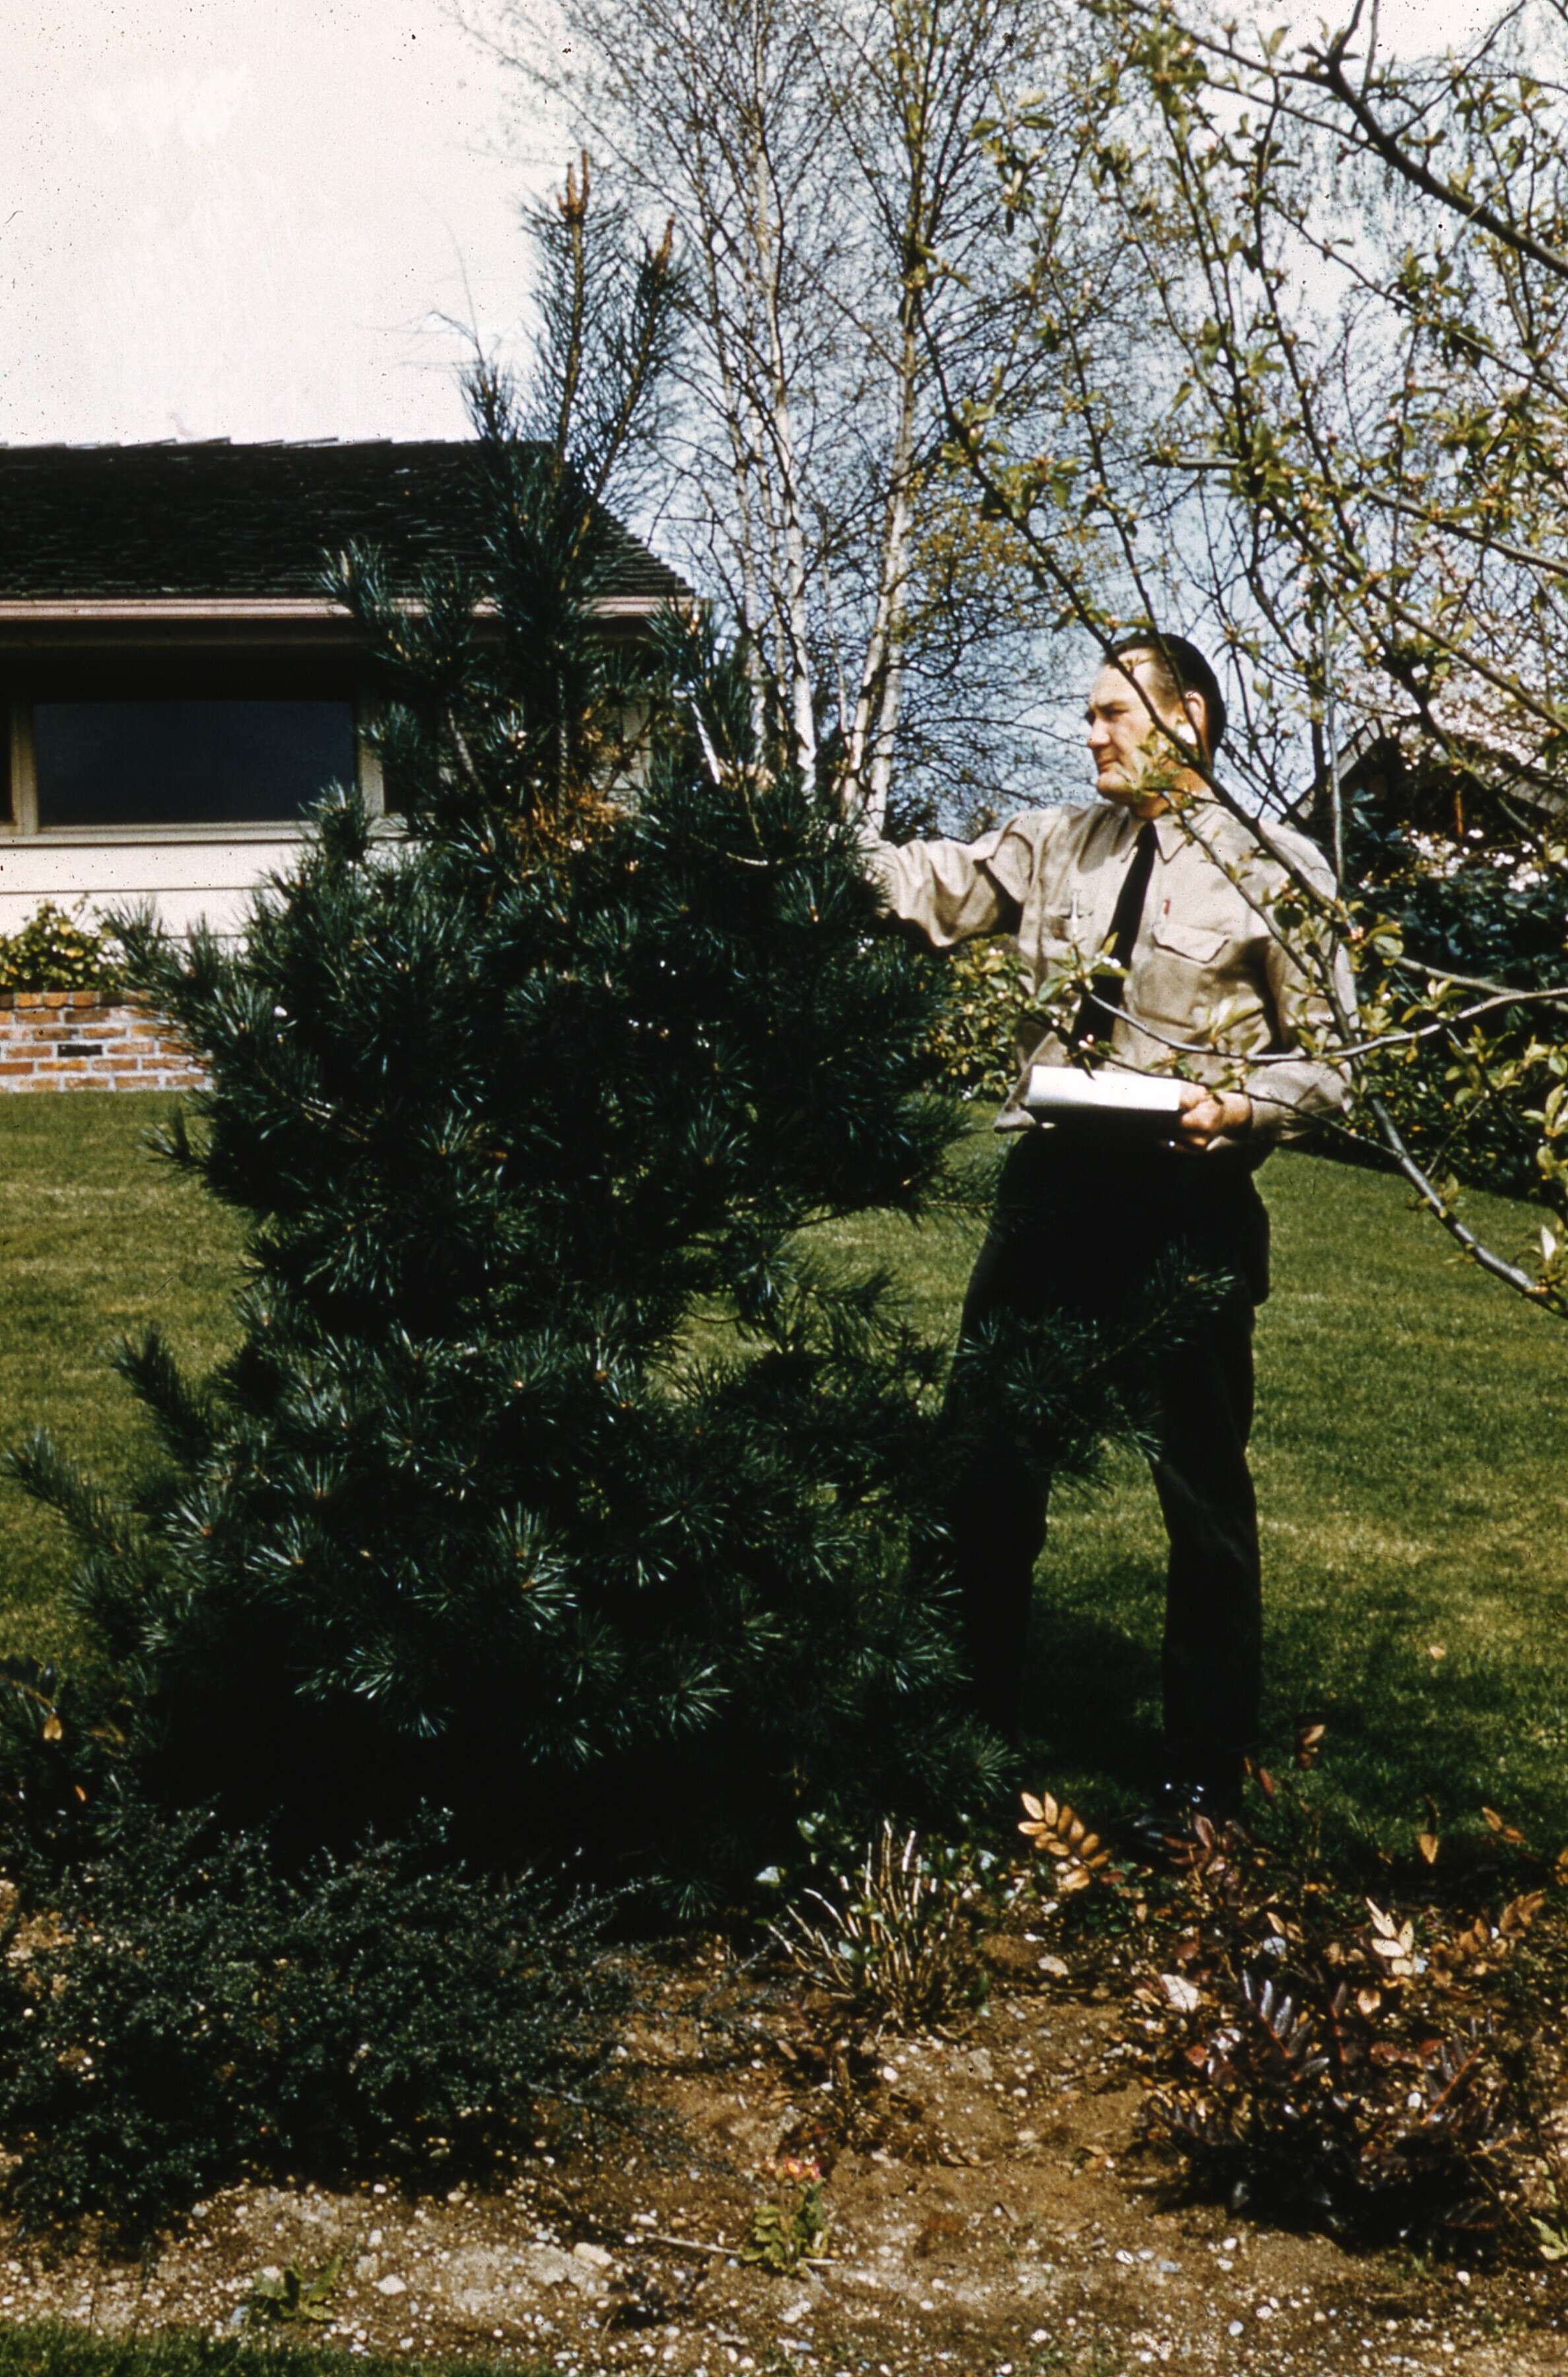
[0, 593, 677, 625]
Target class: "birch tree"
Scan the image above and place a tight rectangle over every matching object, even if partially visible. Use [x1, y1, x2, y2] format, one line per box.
[454, 0, 1100, 826]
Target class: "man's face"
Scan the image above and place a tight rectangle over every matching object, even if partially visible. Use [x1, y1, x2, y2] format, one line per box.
[1084, 654, 1202, 810]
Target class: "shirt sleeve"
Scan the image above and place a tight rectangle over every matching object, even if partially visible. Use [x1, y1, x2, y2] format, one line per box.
[1241, 834, 1357, 1148]
[856, 812, 1042, 949]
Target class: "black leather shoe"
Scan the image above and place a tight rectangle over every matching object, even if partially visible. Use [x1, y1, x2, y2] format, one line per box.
[1126, 1770, 1244, 1859]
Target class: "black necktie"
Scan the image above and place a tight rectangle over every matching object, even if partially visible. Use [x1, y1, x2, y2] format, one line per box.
[1068, 820, 1158, 1054]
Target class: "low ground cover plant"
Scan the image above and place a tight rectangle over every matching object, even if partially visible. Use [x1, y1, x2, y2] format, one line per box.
[1016, 1744, 1568, 2258]
[0, 1799, 620, 2240]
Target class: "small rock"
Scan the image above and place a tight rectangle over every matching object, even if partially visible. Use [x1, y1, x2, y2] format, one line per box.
[573, 2244, 613, 2270]
[979, 1933, 1051, 1980]
[376, 2276, 407, 2298]
[1039, 1955, 1071, 1980]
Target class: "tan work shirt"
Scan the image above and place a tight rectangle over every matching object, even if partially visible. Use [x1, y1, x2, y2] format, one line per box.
[863, 796, 1353, 1150]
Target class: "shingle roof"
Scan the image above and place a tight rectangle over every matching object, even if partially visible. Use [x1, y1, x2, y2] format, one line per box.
[0, 438, 689, 604]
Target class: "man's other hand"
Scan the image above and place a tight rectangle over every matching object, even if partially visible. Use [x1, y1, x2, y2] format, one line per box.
[1175, 1085, 1252, 1151]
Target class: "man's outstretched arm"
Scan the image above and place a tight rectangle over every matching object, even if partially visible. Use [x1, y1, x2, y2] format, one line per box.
[853, 809, 1041, 948]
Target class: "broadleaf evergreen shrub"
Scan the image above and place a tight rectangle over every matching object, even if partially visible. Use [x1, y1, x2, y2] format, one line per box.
[0, 1803, 620, 2239]
[1346, 800, 1568, 1198]
[0, 903, 122, 996]
[920, 937, 1029, 1102]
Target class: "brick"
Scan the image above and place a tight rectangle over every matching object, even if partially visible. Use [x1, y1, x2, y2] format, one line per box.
[0, 1061, 37, 1076]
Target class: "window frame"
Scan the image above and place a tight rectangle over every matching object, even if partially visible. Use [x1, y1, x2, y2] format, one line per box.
[0, 610, 385, 844]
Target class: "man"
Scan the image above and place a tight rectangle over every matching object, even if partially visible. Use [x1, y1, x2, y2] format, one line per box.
[858, 634, 1351, 1826]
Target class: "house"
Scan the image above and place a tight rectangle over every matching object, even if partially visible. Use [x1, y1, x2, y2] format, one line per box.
[0, 437, 687, 940]
[0, 437, 685, 1092]
[1307, 706, 1566, 855]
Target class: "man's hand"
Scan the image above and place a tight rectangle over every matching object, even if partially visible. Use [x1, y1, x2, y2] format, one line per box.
[1175, 1084, 1252, 1152]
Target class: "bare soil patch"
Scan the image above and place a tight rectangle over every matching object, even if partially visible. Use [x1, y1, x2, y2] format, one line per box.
[1, 1933, 1564, 2376]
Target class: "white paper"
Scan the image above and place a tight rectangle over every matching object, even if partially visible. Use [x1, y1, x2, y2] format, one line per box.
[1025, 1066, 1188, 1120]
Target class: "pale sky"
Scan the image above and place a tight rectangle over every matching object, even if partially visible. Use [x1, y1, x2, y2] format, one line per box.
[0, 0, 1524, 452]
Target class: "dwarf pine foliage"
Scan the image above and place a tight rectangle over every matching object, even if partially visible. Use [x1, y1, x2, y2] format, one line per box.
[9, 204, 1157, 1888]
[9, 405, 1026, 1884]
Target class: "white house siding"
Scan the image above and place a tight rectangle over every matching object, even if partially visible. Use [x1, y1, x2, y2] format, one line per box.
[0, 829, 307, 940]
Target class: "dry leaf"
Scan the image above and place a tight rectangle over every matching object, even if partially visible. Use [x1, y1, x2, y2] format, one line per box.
[1417, 1832, 1440, 1866]
[1159, 1972, 1202, 2014]
[1481, 1806, 1525, 1844]
[1017, 1790, 1109, 1884]
[40, 1713, 62, 1744]
[1294, 1719, 1326, 1771]
[1366, 1900, 1419, 1976]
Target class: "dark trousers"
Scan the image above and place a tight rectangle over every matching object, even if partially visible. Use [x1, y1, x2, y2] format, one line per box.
[949, 1130, 1268, 1768]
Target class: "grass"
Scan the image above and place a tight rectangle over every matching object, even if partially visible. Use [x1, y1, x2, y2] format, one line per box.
[0, 2329, 544, 2376]
[0, 1096, 246, 1667]
[826, 1128, 1568, 1857]
[2, 1093, 1566, 1859]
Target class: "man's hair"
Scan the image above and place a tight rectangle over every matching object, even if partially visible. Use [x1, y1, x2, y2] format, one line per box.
[1106, 631, 1227, 759]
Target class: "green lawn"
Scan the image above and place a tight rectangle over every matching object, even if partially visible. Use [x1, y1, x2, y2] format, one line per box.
[2, 1093, 1566, 1856]
[0, 1095, 246, 1667]
[826, 1128, 1568, 1855]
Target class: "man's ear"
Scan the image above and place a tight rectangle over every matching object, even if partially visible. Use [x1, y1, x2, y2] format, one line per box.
[1178, 691, 1207, 754]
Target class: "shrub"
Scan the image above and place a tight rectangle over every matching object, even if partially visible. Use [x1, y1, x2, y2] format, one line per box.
[1346, 804, 1568, 1199]
[1017, 1756, 1568, 2252]
[0, 1802, 621, 2239]
[770, 1822, 986, 2034]
[921, 936, 1029, 1101]
[0, 903, 122, 996]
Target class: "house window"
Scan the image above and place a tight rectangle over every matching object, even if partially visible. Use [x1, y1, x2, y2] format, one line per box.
[32, 699, 357, 830]
[1, 652, 374, 836]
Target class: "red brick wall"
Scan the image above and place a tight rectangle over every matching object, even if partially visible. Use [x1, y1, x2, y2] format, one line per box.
[0, 991, 207, 1093]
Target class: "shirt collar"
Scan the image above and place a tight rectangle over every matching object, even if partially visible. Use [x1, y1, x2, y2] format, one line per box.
[1099, 794, 1217, 861]
[1153, 795, 1219, 861]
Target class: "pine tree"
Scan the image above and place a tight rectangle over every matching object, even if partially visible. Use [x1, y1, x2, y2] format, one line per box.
[11, 172, 1165, 1890]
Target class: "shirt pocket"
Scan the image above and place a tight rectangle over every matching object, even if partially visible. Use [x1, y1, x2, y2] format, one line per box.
[1149, 916, 1229, 967]
[1030, 904, 1081, 973]
[1136, 915, 1235, 1039]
